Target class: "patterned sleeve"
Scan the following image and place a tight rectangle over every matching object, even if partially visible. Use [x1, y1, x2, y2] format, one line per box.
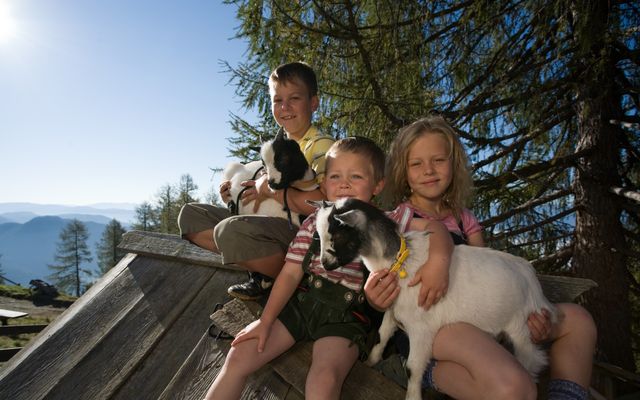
[385, 203, 413, 233]
[285, 213, 317, 265]
[461, 208, 482, 236]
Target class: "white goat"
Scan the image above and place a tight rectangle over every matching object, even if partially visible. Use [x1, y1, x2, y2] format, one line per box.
[223, 131, 317, 226]
[312, 198, 558, 400]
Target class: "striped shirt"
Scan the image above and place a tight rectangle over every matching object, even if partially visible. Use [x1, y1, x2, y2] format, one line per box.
[386, 201, 482, 236]
[297, 126, 335, 184]
[285, 211, 365, 292]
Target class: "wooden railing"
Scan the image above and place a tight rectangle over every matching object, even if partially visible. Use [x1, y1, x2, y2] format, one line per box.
[0, 324, 48, 362]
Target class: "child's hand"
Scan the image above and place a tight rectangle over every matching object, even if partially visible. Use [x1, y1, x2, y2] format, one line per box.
[250, 175, 275, 212]
[408, 262, 449, 310]
[232, 318, 273, 353]
[527, 309, 553, 343]
[364, 269, 400, 311]
[219, 180, 232, 204]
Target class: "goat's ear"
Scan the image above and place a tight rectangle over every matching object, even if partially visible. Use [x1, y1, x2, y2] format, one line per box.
[275, 128, 285, 141]
[334, 209, 367, 229]
[306, 200, 334, 209]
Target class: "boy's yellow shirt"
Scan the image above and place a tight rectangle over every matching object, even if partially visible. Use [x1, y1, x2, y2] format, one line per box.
[297, 125, 335, 184]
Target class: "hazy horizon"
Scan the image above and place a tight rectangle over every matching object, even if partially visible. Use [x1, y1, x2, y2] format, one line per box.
[1, 0, 255, 206]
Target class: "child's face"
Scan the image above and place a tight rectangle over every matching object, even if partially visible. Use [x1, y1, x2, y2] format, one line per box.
[406, 132, 453, 204]
[321, 151, 384, 202]
[270, 78, 319, 140]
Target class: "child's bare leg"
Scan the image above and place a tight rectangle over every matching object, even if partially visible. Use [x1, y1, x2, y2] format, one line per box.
[548, 303, 597, 387]
[305, 336, 359, 400]
[185, 229, 217, 252]
[431, 322, 537, 400]
[205, 320, 295, 400]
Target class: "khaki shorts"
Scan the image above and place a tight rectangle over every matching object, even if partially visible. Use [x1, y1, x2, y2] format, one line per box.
[177, 203, 299, 264]
[278, 274, 373, 360]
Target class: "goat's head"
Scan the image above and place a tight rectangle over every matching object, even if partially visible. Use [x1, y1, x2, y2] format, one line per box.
[311, 198, 365, 270]
[261, 129, 311, 190]
[312, 198, 403, 272]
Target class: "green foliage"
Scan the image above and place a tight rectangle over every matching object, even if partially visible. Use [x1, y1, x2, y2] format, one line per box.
[96, 219, 127, 275]
[131, 173, 218, 234]
[47, 219, 94, 297]
[222, 0, 640, 370]
[0, 284, 32, 300]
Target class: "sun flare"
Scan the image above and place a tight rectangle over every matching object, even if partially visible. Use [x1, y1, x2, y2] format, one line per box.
[0, 2, 18, 45]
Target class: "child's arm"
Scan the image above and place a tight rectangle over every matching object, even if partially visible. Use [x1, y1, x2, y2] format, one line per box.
[407, 219, 453, 309]
[232, 261, 303, 352]
[466, 231, 485, 247]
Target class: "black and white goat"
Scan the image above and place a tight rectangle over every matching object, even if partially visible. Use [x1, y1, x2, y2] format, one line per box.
[312, 198, 558, 400]
[223, 130, 317, 226]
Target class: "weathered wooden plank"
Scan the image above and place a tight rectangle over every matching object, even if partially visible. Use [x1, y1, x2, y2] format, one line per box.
[0, 254, 139, 400]
[112, 267, 244, 400]
[161, 329, 304, 400]
[119, 230, 242, 271]
[41, 257, 216, 400]
[159, 329, 230, 400]
[211, 299, 407, 400]
[538, 274, 597, 303]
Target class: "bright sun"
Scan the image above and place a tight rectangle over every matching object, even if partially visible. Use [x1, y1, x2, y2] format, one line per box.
[0, 2, 17, 45]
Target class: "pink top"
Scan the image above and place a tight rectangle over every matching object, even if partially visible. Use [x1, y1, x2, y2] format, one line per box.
[386, 201, 482, 236]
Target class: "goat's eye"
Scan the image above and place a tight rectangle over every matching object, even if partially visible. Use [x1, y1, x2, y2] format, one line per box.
[327, 249, 336, 256]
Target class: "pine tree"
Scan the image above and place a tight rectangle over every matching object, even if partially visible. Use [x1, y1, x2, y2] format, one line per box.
[176, 174, 199, 207]
[96, 219, 127, 275]
[222, 0, 640, 369]
[156, 184, 179, 234]
[48, 219, 94, 297]
[132, 201, 158, 232]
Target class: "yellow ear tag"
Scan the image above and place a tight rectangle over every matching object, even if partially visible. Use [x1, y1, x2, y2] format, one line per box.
[389, 236, 410, 279]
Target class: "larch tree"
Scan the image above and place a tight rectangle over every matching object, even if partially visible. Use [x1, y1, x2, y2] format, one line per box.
[48, 219, 94, 297]
[132, 201, 158, 232]
[222, 0, 640, 370]
[96, 219, 127, 275]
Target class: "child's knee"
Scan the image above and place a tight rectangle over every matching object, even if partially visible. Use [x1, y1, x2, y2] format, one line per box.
[487, 368, 537, 400]
[224, 346, 259, 376]
[305, 367, 344, 396]
[557, 303, 597, 343]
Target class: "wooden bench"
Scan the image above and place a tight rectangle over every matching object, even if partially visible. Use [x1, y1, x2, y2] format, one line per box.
[0, 231, 600, 400]
[0, 308, 28, 326]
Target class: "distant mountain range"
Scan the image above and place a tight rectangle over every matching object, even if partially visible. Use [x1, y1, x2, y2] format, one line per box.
[0, 203, 137, 286]
[0, 202, 137, 224]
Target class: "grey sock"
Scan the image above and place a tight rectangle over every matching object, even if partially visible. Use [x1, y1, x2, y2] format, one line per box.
[548, 379, 588, 400]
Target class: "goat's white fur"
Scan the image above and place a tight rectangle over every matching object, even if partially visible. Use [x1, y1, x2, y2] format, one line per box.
[222, 160, 293, 220]
[222, 137, 317, 225]
[314, 198, 558, 400]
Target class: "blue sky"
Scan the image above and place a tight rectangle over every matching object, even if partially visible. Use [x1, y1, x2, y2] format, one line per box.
[0, 0, 255, 207]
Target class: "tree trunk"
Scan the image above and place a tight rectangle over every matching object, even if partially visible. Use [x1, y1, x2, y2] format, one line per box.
[573, 17, 634, 367]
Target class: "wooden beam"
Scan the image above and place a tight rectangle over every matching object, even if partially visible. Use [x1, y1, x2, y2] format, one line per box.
[0, 324, 48, 335]
[537, 274, 597, 303]
[118, 230, 242, 271]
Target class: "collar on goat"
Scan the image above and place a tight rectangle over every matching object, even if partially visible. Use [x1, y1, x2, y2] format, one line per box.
[388, 236, 409, 279]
